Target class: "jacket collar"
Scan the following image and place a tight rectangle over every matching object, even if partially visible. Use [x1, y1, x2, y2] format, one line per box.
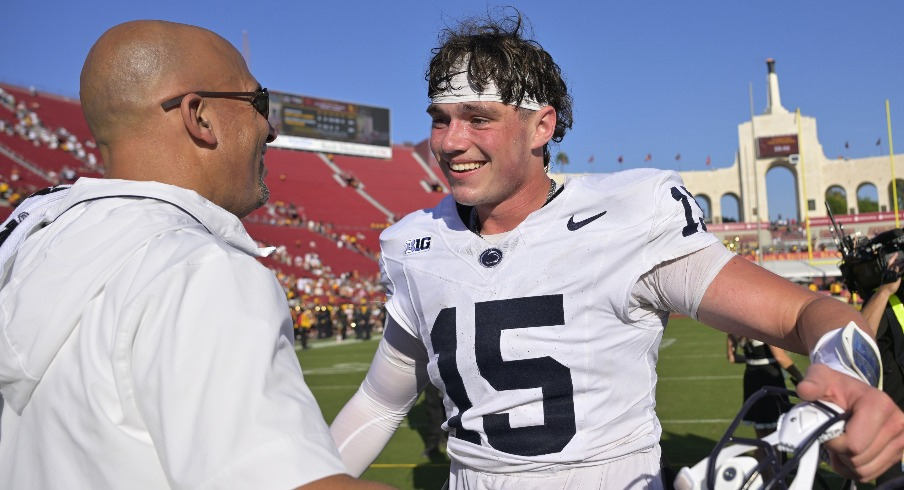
[53, 178, 270, 257]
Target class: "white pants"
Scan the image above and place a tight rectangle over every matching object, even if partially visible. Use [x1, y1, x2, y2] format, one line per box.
[447, 446, 665, 490]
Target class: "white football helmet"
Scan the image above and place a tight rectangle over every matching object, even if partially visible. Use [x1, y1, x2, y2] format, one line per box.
[674, 386, 850, 490]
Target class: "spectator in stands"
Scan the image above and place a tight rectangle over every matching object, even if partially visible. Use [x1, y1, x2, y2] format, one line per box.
[5, 190, 21, 207]
[0, 20, 388, 489]
[0, 88, 12, 108]
[330, 9, 904, 488]
[1, 88, 100, 176]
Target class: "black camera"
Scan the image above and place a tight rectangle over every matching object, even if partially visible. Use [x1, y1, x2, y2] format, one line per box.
[829, 204, 904, 295]
[838, 228, 904, 295]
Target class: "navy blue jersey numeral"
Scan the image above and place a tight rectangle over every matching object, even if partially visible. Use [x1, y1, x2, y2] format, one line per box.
[671, 185, 707, 237]
[430, 295, 576, 456]
[430, 307, 481, 445]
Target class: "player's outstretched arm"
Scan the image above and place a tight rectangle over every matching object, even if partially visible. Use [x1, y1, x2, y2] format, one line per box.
[698, 256, 904, 481]
[330, 316, 429, 476]
[697, 255, 864, 353]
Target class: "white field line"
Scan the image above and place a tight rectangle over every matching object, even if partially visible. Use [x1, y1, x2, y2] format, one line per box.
[659, 375, 741, 381]
[660, 418, 734, 424]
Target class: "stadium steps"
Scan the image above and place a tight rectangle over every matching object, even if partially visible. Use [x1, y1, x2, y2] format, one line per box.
[243, 221, 379, 276]
[329, 149, 447, 220]
[0, 143, 56, 189]
[313, 151, 395, 222]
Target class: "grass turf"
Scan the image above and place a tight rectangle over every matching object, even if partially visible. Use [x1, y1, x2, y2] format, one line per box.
[297, 316, 869, 489]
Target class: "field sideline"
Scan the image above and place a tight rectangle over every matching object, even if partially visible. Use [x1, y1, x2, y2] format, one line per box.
[297, 316, 865, 489]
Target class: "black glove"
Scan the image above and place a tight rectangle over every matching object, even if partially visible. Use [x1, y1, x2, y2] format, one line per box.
[786, 364, 804, 386]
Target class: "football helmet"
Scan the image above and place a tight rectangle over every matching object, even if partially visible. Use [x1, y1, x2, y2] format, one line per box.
[674, 386, 850, 490]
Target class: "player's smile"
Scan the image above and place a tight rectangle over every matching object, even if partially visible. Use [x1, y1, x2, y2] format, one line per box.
[447, 160, 486, 173]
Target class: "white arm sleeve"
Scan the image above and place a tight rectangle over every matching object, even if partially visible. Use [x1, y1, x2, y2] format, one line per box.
[631, 242, 733, 319]
[330, 314, 429, 476]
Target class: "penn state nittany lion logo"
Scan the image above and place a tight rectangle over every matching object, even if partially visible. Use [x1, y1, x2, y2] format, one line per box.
[478, 248, 503, 268]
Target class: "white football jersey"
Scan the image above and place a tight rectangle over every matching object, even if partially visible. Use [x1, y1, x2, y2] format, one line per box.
[379, 169, 719, 473]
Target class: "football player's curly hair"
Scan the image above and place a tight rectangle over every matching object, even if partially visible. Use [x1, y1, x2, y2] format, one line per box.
[426, 9, 573, 169]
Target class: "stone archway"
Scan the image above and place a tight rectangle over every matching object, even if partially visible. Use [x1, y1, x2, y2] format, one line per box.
[856, 182, 878, 213]
[825, 185, 848, 216]
[720, 193, 741, 222]
[765, 165, 798, 223]
[888, 179, 904, 213]
[695, 194, 713, 223]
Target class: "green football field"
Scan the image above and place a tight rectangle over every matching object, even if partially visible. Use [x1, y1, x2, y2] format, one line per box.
[296, 316, 868, 489]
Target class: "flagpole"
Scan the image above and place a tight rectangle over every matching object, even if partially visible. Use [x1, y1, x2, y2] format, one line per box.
[797, 108, 814, 263]
[749, 82, 763, 266]
[888, 99, 899, 228]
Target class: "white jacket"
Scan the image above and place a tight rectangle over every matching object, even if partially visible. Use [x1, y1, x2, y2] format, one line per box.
[0, 178, 345, 489]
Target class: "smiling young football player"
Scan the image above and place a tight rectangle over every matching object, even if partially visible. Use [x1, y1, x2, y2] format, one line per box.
[330, 9, 904, 489]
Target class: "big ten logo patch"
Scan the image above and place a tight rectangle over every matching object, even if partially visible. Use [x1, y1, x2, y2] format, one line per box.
[404, 236, 432, 255]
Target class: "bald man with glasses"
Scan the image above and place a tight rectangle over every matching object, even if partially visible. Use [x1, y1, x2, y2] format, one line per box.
[0, 20, 390, 490]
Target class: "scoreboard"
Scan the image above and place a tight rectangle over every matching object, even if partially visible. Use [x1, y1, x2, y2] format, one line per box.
[756, 134, 798, 158]
[267, 90, 392, 159]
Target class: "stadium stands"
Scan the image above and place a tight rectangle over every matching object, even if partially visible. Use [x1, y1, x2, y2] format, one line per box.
[0, 84, 101, 178]
[1, 85, 93, 137]
[259, 148, 388, 250]
[244, 221, 379, 276]
[0, 151, 52, 196]
[329, 150, 446, 219]
[0, 82, 450, 299]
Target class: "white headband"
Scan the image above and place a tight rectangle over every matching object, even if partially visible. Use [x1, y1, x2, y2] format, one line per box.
[430, 56, 545, 111]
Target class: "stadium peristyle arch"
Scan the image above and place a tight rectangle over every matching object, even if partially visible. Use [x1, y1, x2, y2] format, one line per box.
[675, 59, 904, 243]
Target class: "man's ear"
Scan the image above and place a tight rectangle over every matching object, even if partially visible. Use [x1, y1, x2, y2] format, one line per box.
[179, 94, 217, 146]
[531, 105, 557, 150]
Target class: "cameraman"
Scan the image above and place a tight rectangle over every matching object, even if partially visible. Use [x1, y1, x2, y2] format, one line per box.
[859, 251, 904, 485]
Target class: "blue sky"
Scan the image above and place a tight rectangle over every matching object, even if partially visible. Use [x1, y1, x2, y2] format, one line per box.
[2, 1, 901, 221]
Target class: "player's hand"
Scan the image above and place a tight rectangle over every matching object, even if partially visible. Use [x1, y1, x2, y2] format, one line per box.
[796, 364, 904, 481]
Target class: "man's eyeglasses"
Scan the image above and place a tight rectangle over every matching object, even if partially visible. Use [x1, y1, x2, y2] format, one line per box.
[160, 88, 269, 119]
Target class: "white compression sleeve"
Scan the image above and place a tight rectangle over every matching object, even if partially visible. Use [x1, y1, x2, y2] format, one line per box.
[329, 315, 429, 476]
[632, 242, 733, 319]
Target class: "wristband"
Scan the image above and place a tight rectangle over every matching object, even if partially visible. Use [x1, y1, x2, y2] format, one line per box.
[809, 321, 882, 389]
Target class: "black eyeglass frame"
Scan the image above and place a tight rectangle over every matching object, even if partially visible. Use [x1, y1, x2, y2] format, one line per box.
[160, 88, 269, 119]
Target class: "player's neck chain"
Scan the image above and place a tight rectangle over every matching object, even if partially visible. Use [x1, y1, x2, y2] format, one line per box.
[468, 178, 559, 237]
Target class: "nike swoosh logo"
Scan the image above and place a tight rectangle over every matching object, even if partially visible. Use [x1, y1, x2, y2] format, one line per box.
[567, 211, 607, 231]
